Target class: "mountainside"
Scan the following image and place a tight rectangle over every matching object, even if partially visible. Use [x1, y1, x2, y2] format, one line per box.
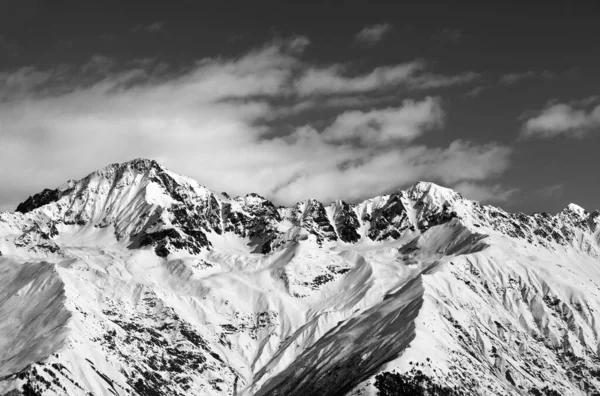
[1, 158, 600, 396]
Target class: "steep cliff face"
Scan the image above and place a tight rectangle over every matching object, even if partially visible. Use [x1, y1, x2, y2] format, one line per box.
[1, 159, 600, 396]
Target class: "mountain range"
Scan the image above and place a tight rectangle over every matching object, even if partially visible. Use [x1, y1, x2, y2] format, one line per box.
[1, 158, 599, 395]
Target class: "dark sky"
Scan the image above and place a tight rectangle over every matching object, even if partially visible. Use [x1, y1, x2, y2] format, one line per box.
[1, 0, 599, 213]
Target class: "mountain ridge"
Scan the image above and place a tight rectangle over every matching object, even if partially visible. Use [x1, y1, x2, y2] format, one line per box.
[1, 158, 600, 395]
[11, 158, 591, 226]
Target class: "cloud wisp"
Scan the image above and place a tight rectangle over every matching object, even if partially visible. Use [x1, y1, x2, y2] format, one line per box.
[521, 100, 600, 139]
[500, 70, 555, 85]
[295, 62, 420, 96]
[354, 23, 393, 45]
[294, 61, 479, 96]
[320, 98, 444, 145]
[0, 37, 509, 209]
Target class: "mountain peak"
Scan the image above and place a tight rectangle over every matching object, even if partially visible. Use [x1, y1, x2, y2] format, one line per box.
[123, 158, 164, 172]
[563, 202, 587, 218]
[90, 158, 165, 178]
[404, 180, 462, 207]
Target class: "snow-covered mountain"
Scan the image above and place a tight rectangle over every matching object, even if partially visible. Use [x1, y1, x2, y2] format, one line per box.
[1, 158, 600, 395]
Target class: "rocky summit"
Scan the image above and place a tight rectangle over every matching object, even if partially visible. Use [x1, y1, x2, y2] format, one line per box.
[1, 158, 600, 395]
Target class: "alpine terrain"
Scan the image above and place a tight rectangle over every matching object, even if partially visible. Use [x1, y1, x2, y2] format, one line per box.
[1, 158, 600, 396]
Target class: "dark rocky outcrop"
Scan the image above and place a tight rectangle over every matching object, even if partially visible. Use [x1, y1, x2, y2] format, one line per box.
[332, 201, 361, 243]
[368, 193, 411, 241]
[293, 200, 338, 244]
[418, 203, 458, 232]
[139, 227, 210, 257]
[374, 371, 466, 396]
[223, 194, 281, 252]
[16, 189, 62, 214]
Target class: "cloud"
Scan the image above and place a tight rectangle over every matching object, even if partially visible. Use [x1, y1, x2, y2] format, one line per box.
[295, 61, 478, 96]
[500, 70, 555, 85]
[321, 98, 444, 145]
[416, 140, 512, 184]
[284, 35, 311, 54]
[569, 95, 599, 107]
[0, 66, 60, 100]
[274, 95, 400, 117]
[295, 62, 422, 96]
[521, 101, 600, 139]
[0, 55, 152, 101]
[269, 140, 511, 205]
[462, 85, 490, 98]
[0, 66, 51, 91]
[132, 21, 165, 34]
[81, 55, 116, 74]
[0, 37, 510, 210]
[355, 23, 393, 45]
[463, 70, 557, 99]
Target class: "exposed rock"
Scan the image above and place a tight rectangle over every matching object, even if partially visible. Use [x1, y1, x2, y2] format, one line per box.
[332, 201, 361, 243]
[15, 188, 61, 214]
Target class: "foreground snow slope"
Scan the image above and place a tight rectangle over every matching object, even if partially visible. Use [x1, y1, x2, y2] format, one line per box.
[1, 158, 599, 395]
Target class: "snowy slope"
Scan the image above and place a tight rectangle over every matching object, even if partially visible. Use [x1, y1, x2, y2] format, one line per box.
[1, 159, 600, 395]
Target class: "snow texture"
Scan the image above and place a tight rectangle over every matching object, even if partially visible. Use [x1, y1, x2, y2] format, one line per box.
[1, 159, 600, 395]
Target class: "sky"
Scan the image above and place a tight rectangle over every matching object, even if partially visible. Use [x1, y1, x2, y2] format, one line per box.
[0, 0, 599, 213]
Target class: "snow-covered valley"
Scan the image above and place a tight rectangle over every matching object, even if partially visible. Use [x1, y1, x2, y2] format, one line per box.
[1, 158, 600, 395]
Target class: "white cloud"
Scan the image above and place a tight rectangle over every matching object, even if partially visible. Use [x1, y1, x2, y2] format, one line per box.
[416, 140, 512, 184]
[521, 102, 600, 139]
[0, 37, 510, 210]
[284, 35, 311, 54]
[269, 141, 511, 205]
[569, 95, 599, 107]
[321, 97, 444, 144]
[355, 23, 393, 45]
[295, 62, 422, 96]
[81, 55, 115, 74]
[295, 62, 478, 96]
[0, 66, 55, 94]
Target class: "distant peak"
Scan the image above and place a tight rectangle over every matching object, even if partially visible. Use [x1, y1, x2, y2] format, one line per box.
[235, 192, 273, 206]
[562, 203, 587, 218]
[245, 192, 267, 200]
[405, 181, 460, 202]
[88, 158, 165, 180]
[125, 158, 164, 171]
[111, 158, 165, 174]
[410, 181, 436, 191]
